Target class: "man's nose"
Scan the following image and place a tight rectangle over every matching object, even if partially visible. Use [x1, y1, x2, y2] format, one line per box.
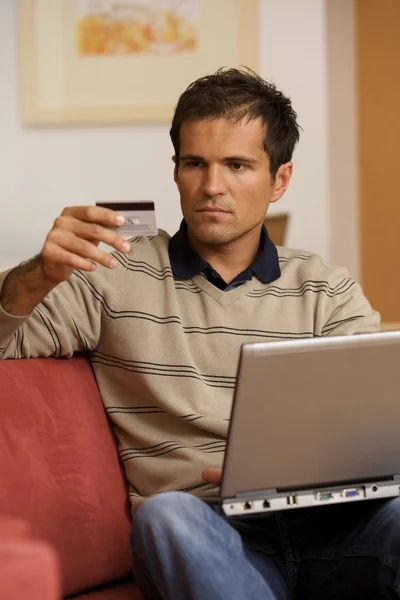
[201, 165, 227, 197]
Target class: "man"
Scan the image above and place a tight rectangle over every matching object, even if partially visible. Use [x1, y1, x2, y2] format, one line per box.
[1, 68, 398, 599]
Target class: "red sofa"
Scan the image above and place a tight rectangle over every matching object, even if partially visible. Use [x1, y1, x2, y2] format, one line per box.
[0, 355, 144, 599]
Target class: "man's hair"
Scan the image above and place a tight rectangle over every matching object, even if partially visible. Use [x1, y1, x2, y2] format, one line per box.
[170, 67, 301, 179]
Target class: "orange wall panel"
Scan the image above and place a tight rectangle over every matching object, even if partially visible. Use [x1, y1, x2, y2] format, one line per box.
[357, 0, 400, 320]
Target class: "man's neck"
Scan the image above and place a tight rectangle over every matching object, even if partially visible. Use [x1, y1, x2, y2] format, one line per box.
[188, 227, 262, 284]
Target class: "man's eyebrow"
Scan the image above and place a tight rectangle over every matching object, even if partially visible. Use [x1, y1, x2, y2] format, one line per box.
[180, 154, 204, 161]
[223, 155, 258, 164]
[179, 154, 258, 163]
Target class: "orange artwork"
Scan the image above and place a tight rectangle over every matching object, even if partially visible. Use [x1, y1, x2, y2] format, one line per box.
[76, 0, 198, 55]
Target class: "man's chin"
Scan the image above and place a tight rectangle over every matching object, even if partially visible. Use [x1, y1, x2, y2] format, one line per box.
[190, 223, 235, 245]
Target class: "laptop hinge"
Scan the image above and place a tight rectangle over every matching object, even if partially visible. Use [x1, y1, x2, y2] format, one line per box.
[235, 489, 277, 499]
[234, 475, 400, 499]
[277, 474, 395, 492]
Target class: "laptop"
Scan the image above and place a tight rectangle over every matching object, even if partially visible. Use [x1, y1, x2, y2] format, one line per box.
[206, 331, 400, 516]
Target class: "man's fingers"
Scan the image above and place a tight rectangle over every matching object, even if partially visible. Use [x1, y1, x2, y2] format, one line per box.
[42, 244, 98, 273]
[46, 231, 119, 270]
[201, 468, 222, 486]
[53, 216, 130, 254]
[40, 205, 131, 283]
[71, 220, 130, 253]
[62, 205, 124, 228]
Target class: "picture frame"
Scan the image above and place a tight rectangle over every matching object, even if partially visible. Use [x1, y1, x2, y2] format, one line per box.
[16, 0, 259, 125]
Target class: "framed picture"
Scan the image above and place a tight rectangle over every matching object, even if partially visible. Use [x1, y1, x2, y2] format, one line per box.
[17, 0, 258, 125]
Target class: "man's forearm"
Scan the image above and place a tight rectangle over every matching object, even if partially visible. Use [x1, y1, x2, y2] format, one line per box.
[0, 256, 57, 316]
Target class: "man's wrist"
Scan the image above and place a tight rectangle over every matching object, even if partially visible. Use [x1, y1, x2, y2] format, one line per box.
[0, 255, 56, 316]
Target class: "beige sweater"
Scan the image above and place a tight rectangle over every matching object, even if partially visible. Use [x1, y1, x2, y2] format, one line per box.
[0, 230, 380, 511]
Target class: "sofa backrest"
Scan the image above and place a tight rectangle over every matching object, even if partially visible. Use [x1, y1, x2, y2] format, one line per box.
[0, 355, 132, 597]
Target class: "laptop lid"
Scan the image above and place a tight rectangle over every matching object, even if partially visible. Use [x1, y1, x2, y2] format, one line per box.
[220, 331, 400, 499]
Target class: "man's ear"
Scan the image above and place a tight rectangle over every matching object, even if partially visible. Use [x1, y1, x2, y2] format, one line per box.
[270, 162, 293, 204]
[172, 156, 178, 184]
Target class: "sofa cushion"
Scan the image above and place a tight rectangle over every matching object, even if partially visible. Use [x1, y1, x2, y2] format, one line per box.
[0, 356, 132, 597]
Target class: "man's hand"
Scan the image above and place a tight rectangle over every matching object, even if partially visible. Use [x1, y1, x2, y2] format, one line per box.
[201, 468, 222, 486]
[40, 205, 131, 284]
[0, 206, 131, 316]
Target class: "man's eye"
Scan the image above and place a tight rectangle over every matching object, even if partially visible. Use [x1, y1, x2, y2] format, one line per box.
[230, 162, 246, 171]
[187, 161, 202, 168]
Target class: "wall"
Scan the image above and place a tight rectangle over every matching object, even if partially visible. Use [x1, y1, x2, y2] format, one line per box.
[357, 0, 400, 321]
[259, 0, 330, 264]
[0, 0, 341, 273]
[326, 0, 359, 280]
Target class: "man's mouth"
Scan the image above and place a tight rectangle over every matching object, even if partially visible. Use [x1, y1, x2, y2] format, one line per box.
[197, 206, 230, 213]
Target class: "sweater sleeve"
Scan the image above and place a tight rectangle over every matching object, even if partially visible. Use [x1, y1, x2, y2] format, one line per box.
[320, 268, 380, 336]
[0, 259, 126, 359]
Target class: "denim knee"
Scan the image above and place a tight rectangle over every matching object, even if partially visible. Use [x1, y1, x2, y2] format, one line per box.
[130, 492, 287, 600]
[131, 491, 214, 545]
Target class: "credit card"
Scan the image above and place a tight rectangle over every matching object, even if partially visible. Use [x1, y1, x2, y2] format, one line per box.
[96, 202, 157, 236]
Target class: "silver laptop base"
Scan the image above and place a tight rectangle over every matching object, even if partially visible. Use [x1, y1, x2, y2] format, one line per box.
[222, 481, 400, 516]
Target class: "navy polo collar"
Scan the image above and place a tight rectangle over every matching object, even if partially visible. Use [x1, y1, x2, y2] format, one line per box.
[168, 220, 281, 285]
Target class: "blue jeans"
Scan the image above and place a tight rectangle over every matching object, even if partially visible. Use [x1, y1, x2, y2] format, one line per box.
[130, 491, 400, 599]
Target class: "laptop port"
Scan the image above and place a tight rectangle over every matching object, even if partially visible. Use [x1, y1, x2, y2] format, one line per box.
[316, 491, 333, 501]
[286, 495, 297, 506]
[263, 500, 270, 509]
[342, 488, 360, 498]
[242, 501, 253, 511]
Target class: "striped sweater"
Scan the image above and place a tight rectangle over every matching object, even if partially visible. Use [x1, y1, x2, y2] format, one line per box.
[0, 230, 380, 511]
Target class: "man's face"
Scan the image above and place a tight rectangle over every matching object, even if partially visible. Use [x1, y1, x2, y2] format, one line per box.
[174, 117, 291, 246]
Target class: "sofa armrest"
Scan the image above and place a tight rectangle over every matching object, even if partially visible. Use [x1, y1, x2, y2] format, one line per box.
[0, 356, 132, 597]
[0, 517, 61, 600]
